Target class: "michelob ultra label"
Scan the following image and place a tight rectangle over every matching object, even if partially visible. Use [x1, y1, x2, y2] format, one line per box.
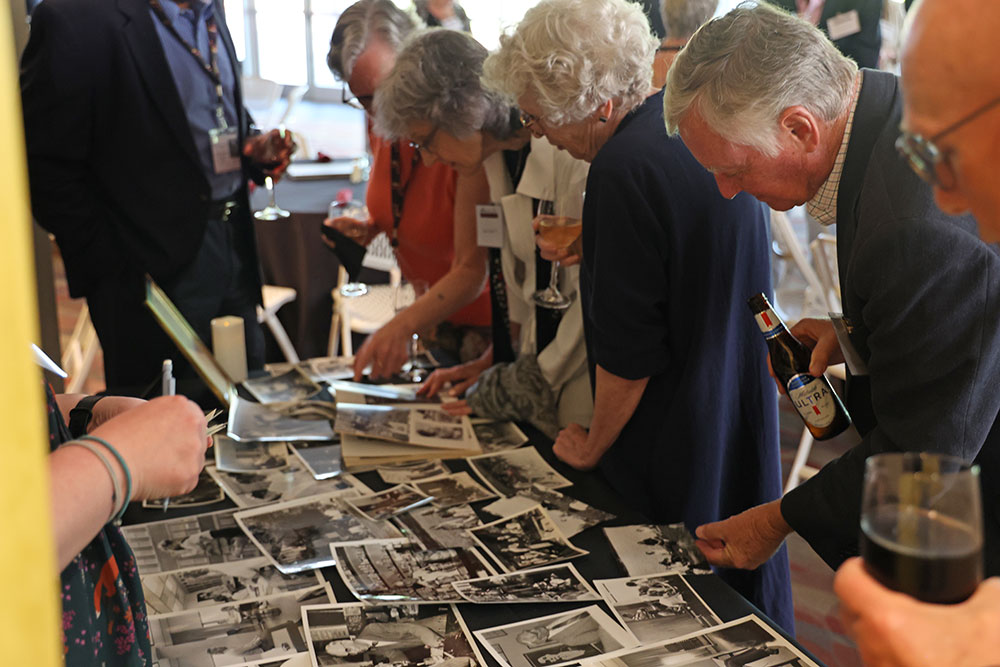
[754, 308, 782, 338]
[787, 373, 836, 428]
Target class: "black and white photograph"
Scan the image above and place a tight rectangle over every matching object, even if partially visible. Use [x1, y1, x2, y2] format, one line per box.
[414, 472, 498, 508]
[393, 503, 483, 550]
[141, 557, 327, 618]
[234, 494, 406, 574]
[377, 459, 452, 484]
[334, 543, 495, 603]
[229, 655, 310, 667]
[473, 606, 637, 667]
[481, 484, 613, 538]
[594, 573, 720, 643]
[122, 509, 262, 575]
[332, 380, 420, 403]
[142, 469, 225, 509]
[207, 465, 370, 508]
[451, 564, 599, 604]
[243, 367, 323, 405]
[335, 404, 477, 450]
[214, 437, 289, 473]
[346, 484, 434, 521]
[228, 394, 336, 443]
[301, 603, 484, 667]
[470, 420, 529, 453]
[290, 442, 344, 480]
[147, 589, 328, 666]
[467, 448, 573, 499]
[585, 615, 820, 667]
[310, 356, 357, 383]
[468, 505, 588, 573]
[603, 524, 711, 576]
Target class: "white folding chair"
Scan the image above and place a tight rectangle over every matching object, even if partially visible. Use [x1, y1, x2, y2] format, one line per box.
[257, 285, 300, 363]
[61, 303, 100, 394]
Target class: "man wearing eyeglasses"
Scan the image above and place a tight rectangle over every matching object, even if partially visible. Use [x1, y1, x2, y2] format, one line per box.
[832, 0, 1000, 663]
[663, 2, 1000, 587]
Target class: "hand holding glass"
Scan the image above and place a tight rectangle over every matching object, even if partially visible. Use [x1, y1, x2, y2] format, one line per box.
[532, 202, 582, 310]
[253, 126, 295, 221]
[327, 199, 371, 297]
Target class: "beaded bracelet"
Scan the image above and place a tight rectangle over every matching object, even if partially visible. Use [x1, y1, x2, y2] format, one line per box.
[59, 440, 122, 525]
[79, 435, 133, 524]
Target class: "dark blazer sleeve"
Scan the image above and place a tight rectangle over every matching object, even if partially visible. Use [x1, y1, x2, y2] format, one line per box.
[21, 1, 124, 295]
[781, 211, 1000, 568]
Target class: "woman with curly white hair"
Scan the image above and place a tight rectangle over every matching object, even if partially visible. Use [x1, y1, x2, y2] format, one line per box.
[482, 0, 792, 631]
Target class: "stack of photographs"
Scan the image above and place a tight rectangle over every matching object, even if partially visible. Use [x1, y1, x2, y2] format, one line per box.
[469, 506, 588, 573]
[334, 543, 495, 603]
[345, 485, 433, 520]
[228, 394, 336, 443]
[467, 448, 572, 498]
[481, 484, 613, 538]
[584, 615, 819, 667]
[289, 442, 344, 480]
[214, 437, 289, 473]
[603, 524, 712, 576]
[243, 367, 323, 405]
[301, 603, 485, 667]
[335, 404, 480, 453]
[473, 606, 637, 667]
[234, 494, 406, 574]
[393, 503, 483, 550]
[470, 419, 529, 453]
[412, 472, 497, 508]
[377, 459, 451, 484]
[207, 466, 370, 508]
[593, 573, 720, 643]
[451, 564, 599, 604]
[142, 469, 225, 509]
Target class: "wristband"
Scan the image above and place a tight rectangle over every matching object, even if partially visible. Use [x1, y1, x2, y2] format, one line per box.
[59, 440, 121, 525]
[79, 435, 133, 524]
[68, 395, 107, 438]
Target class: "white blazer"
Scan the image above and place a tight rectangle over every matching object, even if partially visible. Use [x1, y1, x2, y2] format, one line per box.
[483, 136, 593, 428]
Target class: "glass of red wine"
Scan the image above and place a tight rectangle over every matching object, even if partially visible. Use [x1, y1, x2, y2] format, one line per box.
[253, 126, 293, 221]
[861, 452, 983, 604]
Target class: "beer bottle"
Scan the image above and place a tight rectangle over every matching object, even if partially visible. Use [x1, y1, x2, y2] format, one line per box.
[748, 293, 851, 440]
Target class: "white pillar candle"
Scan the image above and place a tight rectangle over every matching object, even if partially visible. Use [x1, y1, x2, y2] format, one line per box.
[211, 315, 248, 383]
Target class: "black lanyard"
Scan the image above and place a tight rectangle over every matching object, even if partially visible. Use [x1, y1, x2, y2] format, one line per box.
[389, 141, 422, 248]
[149, 0, 229, 129]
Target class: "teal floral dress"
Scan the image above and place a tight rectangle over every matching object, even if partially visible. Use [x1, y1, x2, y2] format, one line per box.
[48, 385, 152, 665]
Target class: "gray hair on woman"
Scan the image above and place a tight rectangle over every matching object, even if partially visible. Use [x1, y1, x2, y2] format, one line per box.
[327, 0, 420, 81]
[660, 0, 718, 40]
[374, 29, 515, 140]
[663, 2, 857, 157]
[481, 0, 658, 126]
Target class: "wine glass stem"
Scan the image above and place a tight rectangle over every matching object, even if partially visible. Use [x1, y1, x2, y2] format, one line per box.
[410, 333, 419, 371]
[548, 261, 561, 294]
[265, 176, 277, 208]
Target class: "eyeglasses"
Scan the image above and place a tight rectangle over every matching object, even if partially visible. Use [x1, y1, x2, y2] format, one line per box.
[519, 109, 540, 128]
[896, 93, 1000, 190]
[408, 126, 440, 154]
[341, 85, 373, 112]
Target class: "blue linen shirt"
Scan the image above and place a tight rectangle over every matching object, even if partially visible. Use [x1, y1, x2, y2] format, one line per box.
[150, 0, 242, 199]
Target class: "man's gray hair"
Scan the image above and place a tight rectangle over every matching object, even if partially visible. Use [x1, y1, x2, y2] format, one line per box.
[481, 0, 658, 126]
[327, 0, 420, 81]
[660, 0, 718, 40]
[374, 29, 515, 141]
[663, 1, 857, 156]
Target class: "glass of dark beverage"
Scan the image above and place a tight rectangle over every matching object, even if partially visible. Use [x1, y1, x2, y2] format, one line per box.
[253, 126, 293, 221]
[861, 452, 983, 604]
[393, 279, 430, 382]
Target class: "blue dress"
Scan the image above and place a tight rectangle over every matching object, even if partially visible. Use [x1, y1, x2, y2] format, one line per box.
[580, 90, 793, 632]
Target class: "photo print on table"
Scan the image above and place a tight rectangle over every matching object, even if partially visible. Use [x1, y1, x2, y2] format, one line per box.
[141, 468, 225, 509]
[394, 503, 483, 550]
[468, 505, 588, 573]
[140, 557, 327, 618]
[122, 508, 262, 575]
[207, 465, 370, 508]
[451, 564, 599, 604]
[234, 494, 406, 574]
[470, 419, 529, 453]
[228, 394, 336, 442]
[334, 404, 478, 450]
[229, 655, 310, 667]
[147, 588, 329, 666]
[481, 484, 613, 538]
[467, 448, 572, 498]
[310, 356, 357, 384]
[603, 524, 711, 576]
[377, 459, 452, 485]
[243, 367, 323, 405]
[473, 605, 637, 667]
[413, 472, 498, 509]
[346, 484, 433, 521]
[289, 442, 344, 480]
[214, 436, 290, 473]
[585, 615, 820, 667]
[593, 572, 720, 643]
[301, 602, 485, 667]
[334, 542, 495, 603]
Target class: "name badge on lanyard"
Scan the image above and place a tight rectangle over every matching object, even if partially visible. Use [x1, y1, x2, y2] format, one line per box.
[827, 10, 861, 40]
[476, 204, 505, 248]
[210, 125, 241, 174]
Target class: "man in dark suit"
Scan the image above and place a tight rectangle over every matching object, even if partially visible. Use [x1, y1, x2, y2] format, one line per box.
[663, 3, 1000, 578]
[20, 0, 293, 397]
[770, 0, 882, 68]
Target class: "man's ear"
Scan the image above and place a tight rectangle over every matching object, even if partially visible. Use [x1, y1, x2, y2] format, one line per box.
[779, 106, 822, 153]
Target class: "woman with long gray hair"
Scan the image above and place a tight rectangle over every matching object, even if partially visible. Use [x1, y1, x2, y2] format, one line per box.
[482, 0, 791, 630]
[376, 28, 594, 437]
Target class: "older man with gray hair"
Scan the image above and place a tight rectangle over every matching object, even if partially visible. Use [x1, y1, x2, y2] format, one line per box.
[664, 1, 1000, 583]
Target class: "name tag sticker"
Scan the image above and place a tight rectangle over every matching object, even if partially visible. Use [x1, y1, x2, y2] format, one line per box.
[209, 127, 241, 174]
[476, 204, 505, 248]
[827, 10, 861, 40]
